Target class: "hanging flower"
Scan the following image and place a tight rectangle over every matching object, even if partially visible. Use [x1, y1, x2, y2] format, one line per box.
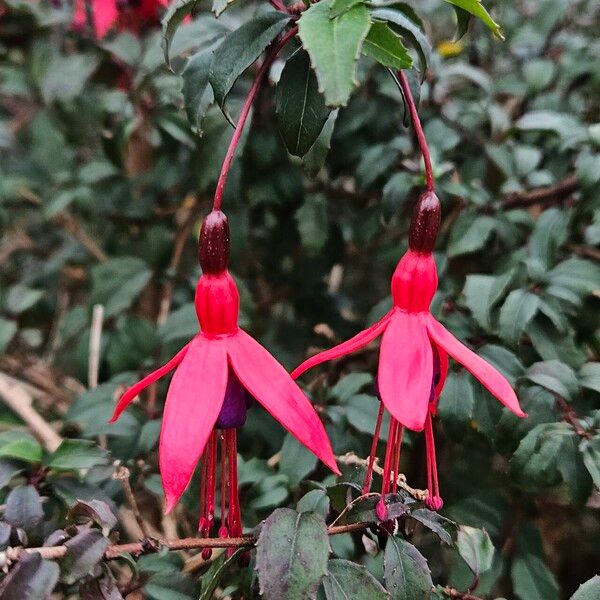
[72, 0, 168, 39]
[292, 191, 525, 515]
[111, 211, 339, 551]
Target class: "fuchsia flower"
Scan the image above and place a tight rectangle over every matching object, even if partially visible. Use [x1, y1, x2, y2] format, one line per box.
[292, 191, 525, 514]
[111, 211, 339, 550]
[72, 0, 168, 39]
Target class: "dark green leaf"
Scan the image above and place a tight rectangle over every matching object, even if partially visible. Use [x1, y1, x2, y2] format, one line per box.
[181, 49, 214, 135]
[511, 554, 559, 600]
[256, 508, 330, 600]
[4, 485, 44, 538]
[297, 490, 331, 518]
[581, 436, 600, 489]
[437, 372, 475, 434]
[443, 0, 503, 39]
[46, 439, 109, 471]
[210, 12, 291, 111]
[455, 526, 494, 576]
[161, 0, 201, 68]
[276, 49, 330, 157]
[295, 194, 329, 254]
[303, 109, 338, 175]
[60, 529, 110, 585]
[384, 535, 433, 600]
[0, 553, 59, 600]
[362, 22, 412, 69]
[0, 431, 43, 463]
[526, 360, 579, 400]
[498, 289, 540, 346]
[279, 432, 319, 487]
[321, 559, 389, 599]
[199, 548, 245, 600]
[410, 508, 457, 545]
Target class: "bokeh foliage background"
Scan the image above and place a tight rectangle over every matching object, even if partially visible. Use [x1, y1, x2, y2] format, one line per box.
[0, 0, 599, 598]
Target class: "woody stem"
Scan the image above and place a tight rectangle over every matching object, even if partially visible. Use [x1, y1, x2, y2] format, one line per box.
[397, 70, 434, 191]
[212, 26, 298, 212]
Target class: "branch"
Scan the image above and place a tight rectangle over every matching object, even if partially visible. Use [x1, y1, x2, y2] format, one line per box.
[440, 587, 484, 600]
[0, 373, 63, 452]
[502, 174, 578, 208]
[5, 522, 369, 563]
[555, 395, 592, 439]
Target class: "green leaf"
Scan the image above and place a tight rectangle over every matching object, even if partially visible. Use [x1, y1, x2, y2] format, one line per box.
[410, 508, 457, 545]
[181, 49, 214, 135]
[371, 8, 432, 74]
[298, 0, 371, 107]
[0, 317, 17, 352]
[256, 508, 330, 600]
[437, 372, 475, 435]
[161, 0, 201, 68]
[526, 360, 579, 400]
[455, 526, 494, 576]
[329, 0, 365, 18]
[209, 12, 291, 112]
[511, 555, 559, 600]
[199, 548, 245, 600]
[362, 22, 413, 69]
[448, 215, 497, 257]
[581, 436, 600, 489]
[579, 363, 600, 394]
[60, 529, 110, 585]
[462, 271, 512, 331]
[303, 109, 338, 175]
[545, 258, 600, 297]
[321, 559, 389, 599]
[295, 193, 329, 254]
[297, 489, 330, 517]
[346, 394, 391, 440]
[212, 0, 238, 17]
[570, 575, 600, 600]
[5, 284, 44, 315]
[4, 485, 44, 538]
[329, 372, 372, 403]
[279, 432, 319, 487]
[443, 0, 503, 39]
[0, 431, 43, 463]
[90, 257, 152, 318]
[46, 439, 109, 471]
[0, 553, 59, 600]
[276, 50, 330, 158]
[498, 289, 540, 346]
[528, 208, 569, 270]
[384, 535, 433, 600]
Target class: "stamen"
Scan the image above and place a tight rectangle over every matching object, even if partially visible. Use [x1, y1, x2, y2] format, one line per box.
[204, 431, 218, 556]
[219, 431, 228, 538]
[391, 424, 404, 494]
[227, 429, 241, 556]
[424, 413, 443, 511]
[376, 418, 398, 520]
[198, 450, 208, 535]
[362, 402, 385, 494]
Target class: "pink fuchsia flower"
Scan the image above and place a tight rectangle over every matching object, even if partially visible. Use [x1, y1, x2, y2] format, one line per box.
[292, 191, 525, 514]
[111, 211, 339, 550]
[72, 0, 168, 39]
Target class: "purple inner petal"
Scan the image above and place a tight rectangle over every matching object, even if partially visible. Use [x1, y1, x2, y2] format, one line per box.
[215, 368, 252, 429]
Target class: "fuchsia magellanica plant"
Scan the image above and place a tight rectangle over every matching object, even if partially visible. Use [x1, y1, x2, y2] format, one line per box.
[292, 72, 526, 518]
[109, 26, 339, 555]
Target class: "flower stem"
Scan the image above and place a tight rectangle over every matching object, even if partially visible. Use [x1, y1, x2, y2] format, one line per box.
[397, 71, 434, 192]
[212, 27, 298, 212]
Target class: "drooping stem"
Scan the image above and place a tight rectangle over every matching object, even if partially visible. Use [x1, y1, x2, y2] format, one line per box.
[212, 26, 298, 212]
[397, 71, 434, 191]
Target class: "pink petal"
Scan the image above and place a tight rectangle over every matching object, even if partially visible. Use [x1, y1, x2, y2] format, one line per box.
[378, 312, 433, 431]
[227, 330, 340, 475]
[291, 311, 393, 379]
[159, 335, 228, 512]
[426, 315, 525, 417]
[110, 342, 191, 423]
[435, 346, 449, 397]
[92, 0, 119, 38]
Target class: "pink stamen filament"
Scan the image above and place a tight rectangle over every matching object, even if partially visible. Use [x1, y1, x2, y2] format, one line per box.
[391, 424, 404, 494]
[424, 413, 442, 508]
[212, 26, 298, 212]
[227, 429, 242, 555]
[396, 70, 434, 192]
[377, 418, 399, 520]
[219, 432, 228, 537]
[362, 402, 385, 494]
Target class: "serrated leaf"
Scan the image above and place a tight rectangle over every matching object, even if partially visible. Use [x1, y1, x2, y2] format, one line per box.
[322, 559, 389, 599]
[298, 0, 371, 107]
[362, 21, 412, 69]
[455, 526, 494, 576]
[570, 575, 600, 600]
[209, 12, 291, 112]
[371, 8, 432, 74]
[303, 109, 338, 175]
[384, 535, 433, 600]
[498, 289, 540, 346]
[276, 49, 330, 157]
[161, 0, 201, 68]
[443, 0, 503, 39]
[256, 508, 330, 600]
[410, 508, 456, 545]
[329, 0, 365, 18]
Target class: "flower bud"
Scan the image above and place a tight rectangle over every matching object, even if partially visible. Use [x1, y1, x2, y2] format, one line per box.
[408, 190, 441, 253]
[199, 210, 230, 273]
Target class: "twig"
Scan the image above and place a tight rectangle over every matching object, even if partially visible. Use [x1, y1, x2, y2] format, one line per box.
[440, 587, 484, 600]
[88, 304, 104, 389]
[568, 243, 600, 263]
[0, 374, 63, 452]
[5, 522, 370, 563]
[502, 174, 578, 208]
[55, 212, 108, 263]
[113, 466, 154, 539]
[555, 395, 592, 439]
[336, 452, 429, 501]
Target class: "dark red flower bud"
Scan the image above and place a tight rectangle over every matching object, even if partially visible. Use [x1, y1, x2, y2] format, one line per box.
[408, 191, 441, 253]
[199, 210, 230, 274]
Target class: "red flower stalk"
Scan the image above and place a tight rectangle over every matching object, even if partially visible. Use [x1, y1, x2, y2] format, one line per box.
[72, 0, 168, 39]
[111, 210, 339, 548]
[293, 192, 525, 513]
